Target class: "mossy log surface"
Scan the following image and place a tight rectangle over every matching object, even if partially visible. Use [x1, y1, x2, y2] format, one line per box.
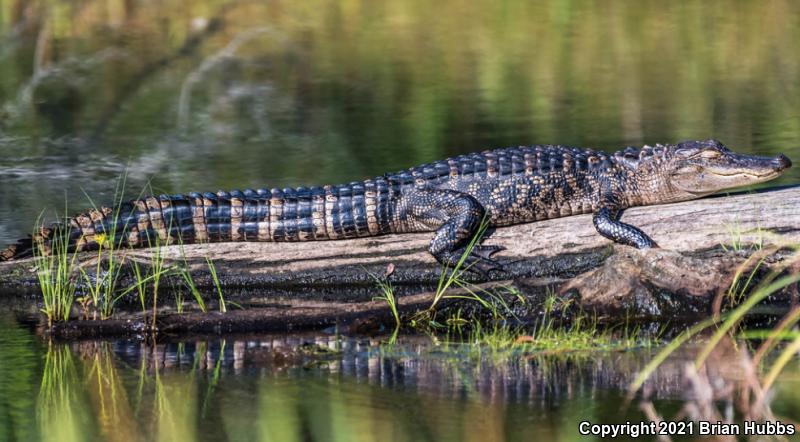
[2, 186, 799, 336]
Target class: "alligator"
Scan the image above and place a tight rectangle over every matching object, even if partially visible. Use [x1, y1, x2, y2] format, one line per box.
[0, 139, 791, 274]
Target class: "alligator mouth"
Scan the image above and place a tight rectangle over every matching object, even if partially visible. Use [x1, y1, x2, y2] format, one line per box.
[718, 170, 782, 179]
[679, 153, 791, 196]
[710, 154, 792, 179]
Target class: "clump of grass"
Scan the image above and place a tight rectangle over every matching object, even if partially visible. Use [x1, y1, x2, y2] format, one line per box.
[78, 236, 126, 320]
[31, 175, 241, 328]
[721, 218, 765, 253]
[430, 216, 491, 311]
[173, 241, 206, 313]
[131, 260, 148, 314]
[722, 253, 767, 308]
[174, 235, 233, 314]
[444, 317, 655, 363]
[147, 239, 168, 329]
[433, 281, 656, 361]
[441, 283, 519, 322]
[76, 174, 134, 319]
[406, 216, 523, 328]
[206, 256, 226, 313]
[34, 175, 168, 324]
[177, 267, 206, 313]
[34, 211, 80, 326]
[369, 264, 400, 329]
[365, 214, 530, 334]
[174, 289, 185, 313]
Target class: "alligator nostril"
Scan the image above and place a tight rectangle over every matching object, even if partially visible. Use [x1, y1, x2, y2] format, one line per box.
[774, 154, 792, 170]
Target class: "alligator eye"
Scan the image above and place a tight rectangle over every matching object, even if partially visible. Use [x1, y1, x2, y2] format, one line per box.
[700, 150, 722, 159]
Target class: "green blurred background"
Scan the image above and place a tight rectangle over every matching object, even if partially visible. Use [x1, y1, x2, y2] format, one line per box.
[1, 2, 800, 440]
[0, 0, 798, 241]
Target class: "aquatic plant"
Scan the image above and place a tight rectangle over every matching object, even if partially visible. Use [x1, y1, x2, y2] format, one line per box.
[632, 272, 800, 392]
[721, 217, 765, 253]
[205, 256, 226, 313]
[34, 211, 79, 326]
[430, 216, 492, 311]
[441, 316, 655, 364]
[33, 178, 183, 325]
[404, 216, 522, 328]
[78, 237, 125, 320]
[369, 265, 400, 329]
[443, 283, 520, 322]
[131, 259, 148, 314]
[174, 244, 207, 314]
[631, 246, 800, 423]
[76, 177, 131, 319]
[369, 217, 518, 331]
[721, 251, 768, 309]
[147, 239, 169, 329]
[176, 267, 206, 314]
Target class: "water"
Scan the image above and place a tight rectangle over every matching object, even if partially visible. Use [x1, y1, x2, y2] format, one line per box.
[1, 313, 798, 442]
[1, 1, 800, 440]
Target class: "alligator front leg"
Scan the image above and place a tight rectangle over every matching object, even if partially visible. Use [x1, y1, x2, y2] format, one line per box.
[592, 206, 658, 249]
[398, 189, 505, 275]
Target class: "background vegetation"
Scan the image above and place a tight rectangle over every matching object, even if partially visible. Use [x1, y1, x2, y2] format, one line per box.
[0, 0, 799, 242]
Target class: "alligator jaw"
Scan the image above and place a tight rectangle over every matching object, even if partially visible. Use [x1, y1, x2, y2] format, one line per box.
[673, 151, 792, 197]
[714, 153, 791, 178]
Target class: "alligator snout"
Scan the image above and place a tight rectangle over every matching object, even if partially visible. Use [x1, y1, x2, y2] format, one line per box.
[773, 154, 792, 171]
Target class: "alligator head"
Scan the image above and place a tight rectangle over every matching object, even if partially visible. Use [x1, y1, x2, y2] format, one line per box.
[624, 139, 792, 205]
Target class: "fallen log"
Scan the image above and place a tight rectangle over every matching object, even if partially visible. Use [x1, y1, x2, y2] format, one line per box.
[39, 281, 513, 339]
[1, 186, 799, 329]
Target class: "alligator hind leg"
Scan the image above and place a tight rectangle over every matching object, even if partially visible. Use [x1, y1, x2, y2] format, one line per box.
[398, 189, 505, 275]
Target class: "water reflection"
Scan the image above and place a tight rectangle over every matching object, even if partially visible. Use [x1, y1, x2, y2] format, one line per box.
[38, 344, 95, 442]
[0, 322, 789, 441]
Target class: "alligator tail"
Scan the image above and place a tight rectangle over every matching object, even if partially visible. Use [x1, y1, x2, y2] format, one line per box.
[0, 238, 34, 261]
[0, 222, 82, 261]
[0, 180, 395, 261]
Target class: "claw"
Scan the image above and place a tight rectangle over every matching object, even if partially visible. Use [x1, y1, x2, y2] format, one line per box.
[472, 244, 505, 259]
[434, 245, 508, 278]
[461, 254, 507, 277]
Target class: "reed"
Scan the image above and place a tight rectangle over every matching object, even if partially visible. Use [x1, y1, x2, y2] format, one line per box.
[34, 210, 79, 326]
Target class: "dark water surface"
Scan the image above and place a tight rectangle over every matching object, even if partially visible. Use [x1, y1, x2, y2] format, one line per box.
[1, 1, 800, 440]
